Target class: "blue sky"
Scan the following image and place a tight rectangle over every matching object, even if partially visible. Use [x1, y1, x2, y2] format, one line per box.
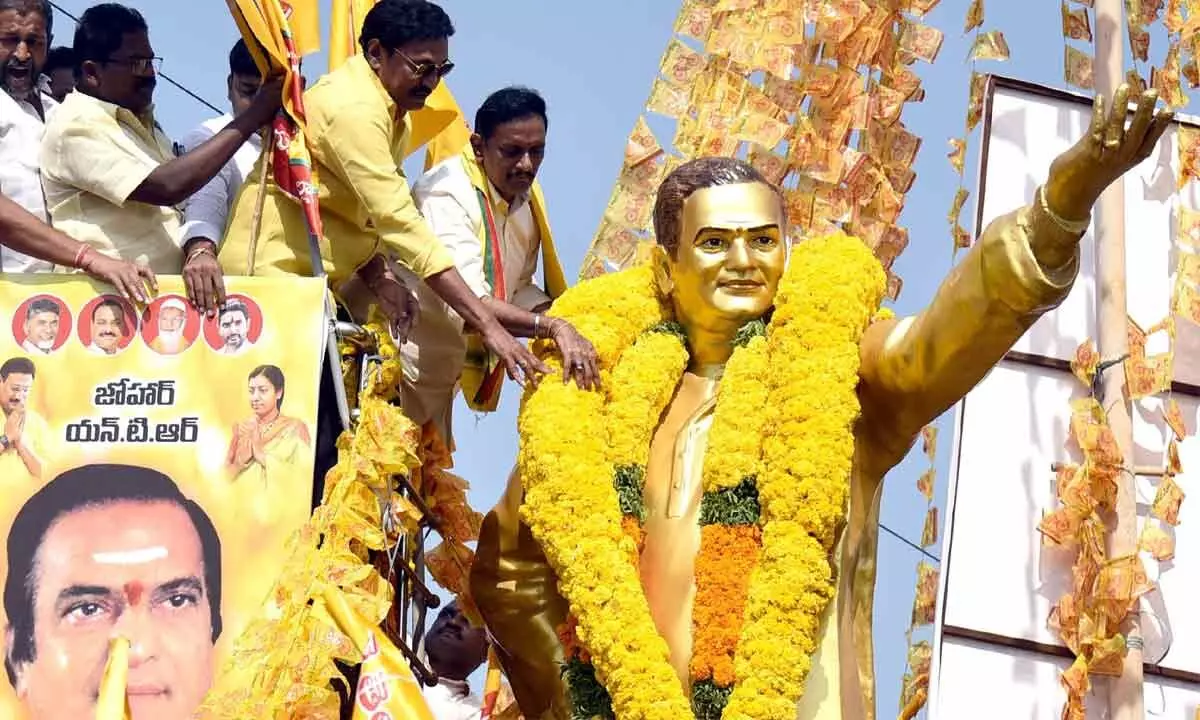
[45, 0, 1146, 715]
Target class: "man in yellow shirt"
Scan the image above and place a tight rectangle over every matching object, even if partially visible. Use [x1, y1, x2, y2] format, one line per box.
[0, 193, 155, 304]
[0, 356, 45, 483]
[40, 3, 281, 274]
[220, 0, 547, 384]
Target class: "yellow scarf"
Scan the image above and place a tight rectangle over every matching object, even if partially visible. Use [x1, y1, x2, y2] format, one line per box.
[458, 148, 566, 412]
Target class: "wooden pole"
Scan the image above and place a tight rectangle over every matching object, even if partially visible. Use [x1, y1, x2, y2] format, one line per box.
[245, 127, 274, 277]
[1094, 0, 1144, 718]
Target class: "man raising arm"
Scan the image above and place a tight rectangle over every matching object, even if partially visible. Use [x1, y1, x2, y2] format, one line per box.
[40, 3, 280, 273]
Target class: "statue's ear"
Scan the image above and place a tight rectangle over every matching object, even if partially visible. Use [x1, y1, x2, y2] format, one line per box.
[651, 244, 674, 297]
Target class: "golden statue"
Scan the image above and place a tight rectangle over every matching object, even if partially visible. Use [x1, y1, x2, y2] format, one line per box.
[470, 85, 1170, 720]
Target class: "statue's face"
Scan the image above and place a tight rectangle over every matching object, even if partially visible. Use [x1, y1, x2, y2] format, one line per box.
[666, 181, 786, 328]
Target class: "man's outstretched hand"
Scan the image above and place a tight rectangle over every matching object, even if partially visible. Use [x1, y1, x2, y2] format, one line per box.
[1046, 84, 1173, 222]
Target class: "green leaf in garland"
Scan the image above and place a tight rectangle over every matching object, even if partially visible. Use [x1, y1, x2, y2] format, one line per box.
[646, 320, 689, 346]
[732, 318, 767, 347]
[613, 464, 646, 522]
[561, 659, 615, 720]
[691, 679, 733, 720]
[699, 476, 761, 525]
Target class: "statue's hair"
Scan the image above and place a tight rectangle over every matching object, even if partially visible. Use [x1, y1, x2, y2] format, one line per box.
[652, 157, 781, 257]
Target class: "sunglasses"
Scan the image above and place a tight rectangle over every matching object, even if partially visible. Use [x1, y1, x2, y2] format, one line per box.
[393, 49, 453, 80]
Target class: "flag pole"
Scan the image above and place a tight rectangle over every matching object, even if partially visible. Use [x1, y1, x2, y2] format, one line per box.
[1094, 0, 1144, 717]
[245, 126, 274, 276]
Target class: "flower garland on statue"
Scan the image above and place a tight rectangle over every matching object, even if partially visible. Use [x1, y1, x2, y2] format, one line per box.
[518, 232, 886, 720]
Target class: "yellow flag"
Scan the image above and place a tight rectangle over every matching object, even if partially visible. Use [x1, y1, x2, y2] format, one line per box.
[329, 0, 375, 70]
[410, 83, 472, 168]
[321, 588, 435, 720]
[281, 0, 320, 56]
[95, 637, 132, 720]
[226, 0, 306, 127]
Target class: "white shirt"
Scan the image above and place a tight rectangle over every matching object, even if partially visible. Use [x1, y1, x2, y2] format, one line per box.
[177, 113, 262, 249]
[21, 339, 50, 355]
[421, 679, 481, 720]
[403, 155, 551, 437]
[0, 78, 57, 273]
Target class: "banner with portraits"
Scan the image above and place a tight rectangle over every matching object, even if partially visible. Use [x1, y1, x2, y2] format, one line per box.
[0, 275, 327, 720]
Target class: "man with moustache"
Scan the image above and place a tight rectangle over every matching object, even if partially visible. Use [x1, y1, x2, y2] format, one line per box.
[0, 0, 58, 272]
[0, 2, 158, 295]
[40, 3, 283, 274]
[177, 40, 264, 317]
[0, 356, 45, 482]
[148, 296, 191, 355]
[3, 464, 222, 720]
[19, 298, 60, 355]
[86, 297, 127, 355]
[216, 299, 252, 356]
[405, 87, 596, 448]
[219, 0, 553, 385]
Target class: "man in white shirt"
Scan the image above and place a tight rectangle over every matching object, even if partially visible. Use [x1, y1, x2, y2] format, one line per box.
[421, 601, 487, 720]
[407, 87, 597, 447]
[19, 297, 59, 354]
[0, 0, 57, 273]
[177, 39, 263, 316]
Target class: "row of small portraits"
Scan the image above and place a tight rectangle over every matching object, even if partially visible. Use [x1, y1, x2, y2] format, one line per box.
[11, 293, 265, 357]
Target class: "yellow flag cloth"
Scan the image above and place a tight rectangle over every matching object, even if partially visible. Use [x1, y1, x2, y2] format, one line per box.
[95, 637, 131, 720]
[329, 0, 375, 70]
[411, 84, 472, 168]
[321, 587, 435, 720]
[281, 0, 320, 56]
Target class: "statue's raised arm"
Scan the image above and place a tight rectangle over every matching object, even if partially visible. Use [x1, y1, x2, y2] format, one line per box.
[857, 85, 1172, 469]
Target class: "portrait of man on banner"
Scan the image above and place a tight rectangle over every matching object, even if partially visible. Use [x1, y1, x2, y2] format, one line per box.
[3, 464, 223, 720]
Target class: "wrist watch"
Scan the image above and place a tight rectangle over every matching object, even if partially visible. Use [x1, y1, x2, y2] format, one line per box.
[0, 435, 10, 450]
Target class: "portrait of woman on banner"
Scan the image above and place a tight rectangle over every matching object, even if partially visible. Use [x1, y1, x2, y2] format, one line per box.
[225, 364, 311, 490]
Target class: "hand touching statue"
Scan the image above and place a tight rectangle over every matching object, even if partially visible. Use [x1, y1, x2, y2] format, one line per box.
[1045, 85, 1173, 224]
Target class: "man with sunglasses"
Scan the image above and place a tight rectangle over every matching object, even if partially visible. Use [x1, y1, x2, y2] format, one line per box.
[219, 0, 550, 459]
[40, 3, 282, 275]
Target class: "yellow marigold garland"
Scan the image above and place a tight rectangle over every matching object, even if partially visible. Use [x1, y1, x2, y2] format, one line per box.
[520, 233, 884, 720]
[195, 321, 422, 719]
[701, 333, 770, 492]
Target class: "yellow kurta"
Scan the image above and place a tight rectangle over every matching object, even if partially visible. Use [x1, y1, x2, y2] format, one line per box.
[219, 55, 455, 284]
[470, 201, 1080, 720]
[226, 415, 312, 485]
[0, 410, 49, 488]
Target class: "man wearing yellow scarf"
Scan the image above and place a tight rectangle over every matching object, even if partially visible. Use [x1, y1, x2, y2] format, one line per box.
[405, 87, 597, 446]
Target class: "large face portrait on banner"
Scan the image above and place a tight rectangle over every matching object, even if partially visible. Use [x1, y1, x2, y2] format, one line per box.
[0, 276, 327, 720]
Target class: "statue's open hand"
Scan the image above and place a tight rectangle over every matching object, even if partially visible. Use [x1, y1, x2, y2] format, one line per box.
[1046, 84, 1173, 220]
